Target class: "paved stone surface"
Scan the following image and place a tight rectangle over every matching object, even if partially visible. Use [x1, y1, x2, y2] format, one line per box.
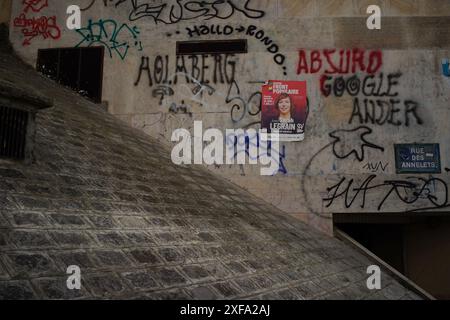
[0, 32, 422, 300]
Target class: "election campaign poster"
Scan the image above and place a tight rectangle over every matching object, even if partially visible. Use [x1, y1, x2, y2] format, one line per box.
[261, 80, 308, 142]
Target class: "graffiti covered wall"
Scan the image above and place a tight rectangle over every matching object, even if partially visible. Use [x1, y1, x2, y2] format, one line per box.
[9, 0, 450, 234]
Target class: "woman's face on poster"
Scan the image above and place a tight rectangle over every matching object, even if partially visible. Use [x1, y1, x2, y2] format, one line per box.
[278, 97, 291, 116]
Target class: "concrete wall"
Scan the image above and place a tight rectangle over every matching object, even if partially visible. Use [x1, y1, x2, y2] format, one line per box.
[0, 0, 11, 25]
[8, 0, 450, 234]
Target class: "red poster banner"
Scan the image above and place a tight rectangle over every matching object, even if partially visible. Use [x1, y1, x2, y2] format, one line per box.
[261, 80, 308, 142]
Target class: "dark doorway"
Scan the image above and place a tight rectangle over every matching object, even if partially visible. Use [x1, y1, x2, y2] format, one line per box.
[335, 213, 450, 299]
[37, 47, 104, 103]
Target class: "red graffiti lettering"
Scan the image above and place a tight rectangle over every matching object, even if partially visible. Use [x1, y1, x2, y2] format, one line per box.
[310, 50, 322, 73]
[13, 0, 60, 46]
[323, 49, 340, 74]
[297, 50, 308, 74]
[14, 14, 61, 46]
[367, 50, 383, 74]
[297, 49, 383, 75]
[351, 48, 366, 73]
[23, 0, 48, 13]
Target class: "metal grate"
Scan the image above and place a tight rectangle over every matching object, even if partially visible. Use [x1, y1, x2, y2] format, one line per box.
[0, 105, 28, 160]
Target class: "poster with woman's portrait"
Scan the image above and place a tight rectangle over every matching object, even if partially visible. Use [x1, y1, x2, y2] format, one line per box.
[261, 81, 308, 142]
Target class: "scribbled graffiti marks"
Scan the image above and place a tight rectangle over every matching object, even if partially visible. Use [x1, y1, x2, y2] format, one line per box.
[329, 126, 384, 162]
[80, 0, 128, 11]
[76, 19, 143, 60]
[443, 59, 450, 77]
[125, 0, 265, 24]
[323, 175, 449, 211]
[226, 131, 287, 175]
[13, 1, 61, 46]
[148, 73, 261, 126]
[363, 162, 389, 173]
[81, 0, 266, 23]
[135, 65, 218, 106]
[227, 81, 262, 124]
[300, 125, 386, 218]
[134, 54, 261, 124]
[23, 0, 49, 13]
[174, 77, 262, 126]
[153, 85, 176, 105]
[169, 101, 192, 115]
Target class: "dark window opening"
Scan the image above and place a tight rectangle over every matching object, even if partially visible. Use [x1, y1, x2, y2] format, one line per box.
[334, 213, 450, 300]
[0, 105, 28, 160]
[37, 47, 104, 103]
[177, 40, 247, 55]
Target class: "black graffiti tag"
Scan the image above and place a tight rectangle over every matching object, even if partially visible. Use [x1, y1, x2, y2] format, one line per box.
[152, 85, 175, 105]
[130, 0, 265, 24]
[329, 126, 385, 162]
[227, 80, 261, 124]
[134, 54, 237, 87]
[323, 175, 449, 211]
[363, 161, 389, 173]
[185, 24, 286, 72]
[84, 0, 266, 24]
[80, 0, 127, 11]
[301, 126, 385, 219]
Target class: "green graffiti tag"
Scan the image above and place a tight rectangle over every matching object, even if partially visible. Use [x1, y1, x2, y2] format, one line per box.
[75, 19, 143, 60]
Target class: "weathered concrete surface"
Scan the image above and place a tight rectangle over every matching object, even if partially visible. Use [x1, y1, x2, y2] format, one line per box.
[0, 36, 424, 300]
[7, 1, 450, 234]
